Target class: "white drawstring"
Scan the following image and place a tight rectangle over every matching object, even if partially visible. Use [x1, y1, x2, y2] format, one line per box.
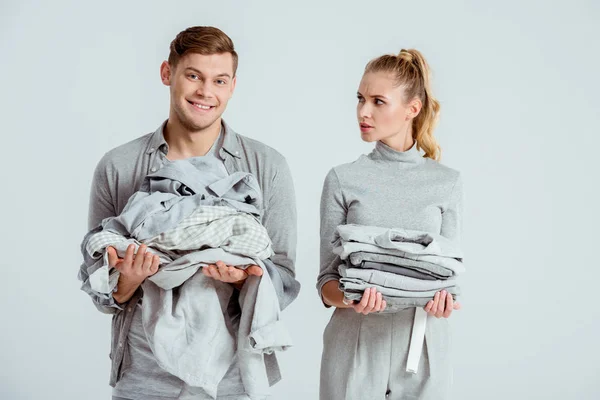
[406, 307, 428, 373]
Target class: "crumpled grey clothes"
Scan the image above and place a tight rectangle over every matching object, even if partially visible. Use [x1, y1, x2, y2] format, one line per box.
[140, 250, 291, 399]
[101, 157, 264, 243]
[348, 251, 454, 279]
[338, 265, 458, 292]
[84, 207, 272, 295]
[143, 205, 272, 258]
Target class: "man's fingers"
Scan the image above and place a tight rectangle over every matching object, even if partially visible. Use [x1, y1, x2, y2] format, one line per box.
[149, 255, 160, 275]
[133, 245, 147, 268]
[216, 262, 229, 278]
[124, 244, 135, 266]
[246, 265, 263, 277]
[453, 301, 461, 310]
[228, 267, 246, 281]
[204, 265, 221, 279]
[107, 247, 119, 268]
[142, 252, 153, 272]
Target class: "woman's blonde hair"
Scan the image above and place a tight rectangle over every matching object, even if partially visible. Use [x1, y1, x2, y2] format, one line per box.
[365, 49, 441, 160]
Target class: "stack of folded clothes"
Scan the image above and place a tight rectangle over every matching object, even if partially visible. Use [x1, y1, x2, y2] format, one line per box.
[333, 224, 464, 310]
[78, 157, 291, 399]
[333, 223, 465, 373]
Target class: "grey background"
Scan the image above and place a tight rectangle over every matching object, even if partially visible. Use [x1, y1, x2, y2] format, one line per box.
[1, 0, 599, 399]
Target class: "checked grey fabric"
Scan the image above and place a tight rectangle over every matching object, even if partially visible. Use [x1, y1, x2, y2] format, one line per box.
[145, 205, 272, 258]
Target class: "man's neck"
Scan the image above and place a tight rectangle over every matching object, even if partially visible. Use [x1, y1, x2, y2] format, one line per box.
[164, 118, 222, 160]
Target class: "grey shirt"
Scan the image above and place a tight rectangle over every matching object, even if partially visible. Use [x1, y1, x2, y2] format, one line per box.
[84, 120, 299, 388]
[317, 140, 463, 303]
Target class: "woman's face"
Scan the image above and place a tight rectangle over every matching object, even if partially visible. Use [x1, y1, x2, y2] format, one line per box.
[356, 71, 413, 144]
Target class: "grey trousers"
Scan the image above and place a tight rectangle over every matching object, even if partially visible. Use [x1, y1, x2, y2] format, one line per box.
[320, 308, 453, 400]
[112, 359, 261, 400]
[112, 396, 254, 400]
[113, 391, 255, 400]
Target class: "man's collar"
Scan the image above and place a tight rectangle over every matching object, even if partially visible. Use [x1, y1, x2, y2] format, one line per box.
[145, 119, 241, 159]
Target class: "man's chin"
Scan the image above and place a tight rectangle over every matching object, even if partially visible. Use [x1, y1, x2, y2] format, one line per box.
[182, 115, 222, 132]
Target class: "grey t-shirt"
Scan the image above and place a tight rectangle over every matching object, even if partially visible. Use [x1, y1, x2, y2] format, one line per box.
[113, 130, 232, 399]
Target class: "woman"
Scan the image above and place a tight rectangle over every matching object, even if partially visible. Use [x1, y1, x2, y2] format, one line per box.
[317, 49, 463, 399]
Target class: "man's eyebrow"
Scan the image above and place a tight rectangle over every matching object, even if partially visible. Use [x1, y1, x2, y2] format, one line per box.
[185, 67, 231, 79]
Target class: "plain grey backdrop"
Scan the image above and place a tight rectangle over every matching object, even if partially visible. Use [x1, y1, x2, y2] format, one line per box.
[1, 0, 599, 399]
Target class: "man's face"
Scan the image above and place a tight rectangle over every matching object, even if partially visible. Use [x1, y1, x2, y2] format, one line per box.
[161, 52, 236, 132]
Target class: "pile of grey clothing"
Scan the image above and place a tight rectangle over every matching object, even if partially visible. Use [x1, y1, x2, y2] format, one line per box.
[78, 157, 291, 399]
[333, 224, 464, 311]
[333, 224, 465, 373]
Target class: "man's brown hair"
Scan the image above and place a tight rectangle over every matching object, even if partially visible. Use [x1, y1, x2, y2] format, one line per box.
[168, 26, 238, 75]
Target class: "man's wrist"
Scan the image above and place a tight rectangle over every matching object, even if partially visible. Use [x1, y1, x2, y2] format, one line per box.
[231, 280, 244, 290]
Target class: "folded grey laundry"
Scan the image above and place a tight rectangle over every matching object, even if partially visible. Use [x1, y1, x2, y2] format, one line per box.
[336, 241, 465, 275]
[339, 278, 461, 299]
[336, 224, 463, 259]
[349, 251, 454, 279]
[342, 291, 457, 313]
[359, 261, 437, 281]
[338, 265, 458, 292]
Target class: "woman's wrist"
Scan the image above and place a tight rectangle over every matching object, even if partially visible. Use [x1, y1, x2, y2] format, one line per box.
[322, 280, 352, 308]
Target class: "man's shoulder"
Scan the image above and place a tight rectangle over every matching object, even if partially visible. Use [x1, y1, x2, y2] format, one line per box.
[235, 132, 288, 167]
[95, 132, 154, 172]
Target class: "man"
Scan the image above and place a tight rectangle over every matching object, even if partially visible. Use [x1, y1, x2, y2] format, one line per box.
[80, 26, 299, 400]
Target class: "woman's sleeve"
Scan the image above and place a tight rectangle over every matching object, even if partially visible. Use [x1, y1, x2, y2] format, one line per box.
[316, 168, 347, 307]
[440, 172, 464, 246]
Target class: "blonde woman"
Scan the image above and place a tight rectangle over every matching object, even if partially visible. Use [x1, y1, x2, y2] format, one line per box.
[317, 49, 463, 399]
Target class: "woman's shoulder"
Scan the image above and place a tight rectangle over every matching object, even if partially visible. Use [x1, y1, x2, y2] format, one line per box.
[322, 154, 371, 184]
[423, 157, 461, 178]
[330, 154, 371, 174]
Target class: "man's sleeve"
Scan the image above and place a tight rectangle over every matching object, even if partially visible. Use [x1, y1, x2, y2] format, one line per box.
[78, 154, 122, 314]
[261, 156, 300, 310]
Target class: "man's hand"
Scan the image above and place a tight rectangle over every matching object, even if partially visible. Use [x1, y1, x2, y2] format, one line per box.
[107, 244, 160, 303]
[202, 260, 263, 289]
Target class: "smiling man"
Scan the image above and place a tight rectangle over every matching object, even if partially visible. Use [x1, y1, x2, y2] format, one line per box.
[83, 26, 299, 400]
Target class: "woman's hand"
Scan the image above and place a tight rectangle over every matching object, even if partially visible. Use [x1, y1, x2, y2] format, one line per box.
[424, 290, 461, 318]
[350, 287, 387, 315]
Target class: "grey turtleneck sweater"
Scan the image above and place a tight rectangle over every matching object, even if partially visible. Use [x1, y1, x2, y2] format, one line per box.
[317, 140, 463, 302]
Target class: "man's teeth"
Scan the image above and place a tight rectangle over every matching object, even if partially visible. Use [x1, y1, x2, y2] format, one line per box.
[194, 103, 212, 110]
